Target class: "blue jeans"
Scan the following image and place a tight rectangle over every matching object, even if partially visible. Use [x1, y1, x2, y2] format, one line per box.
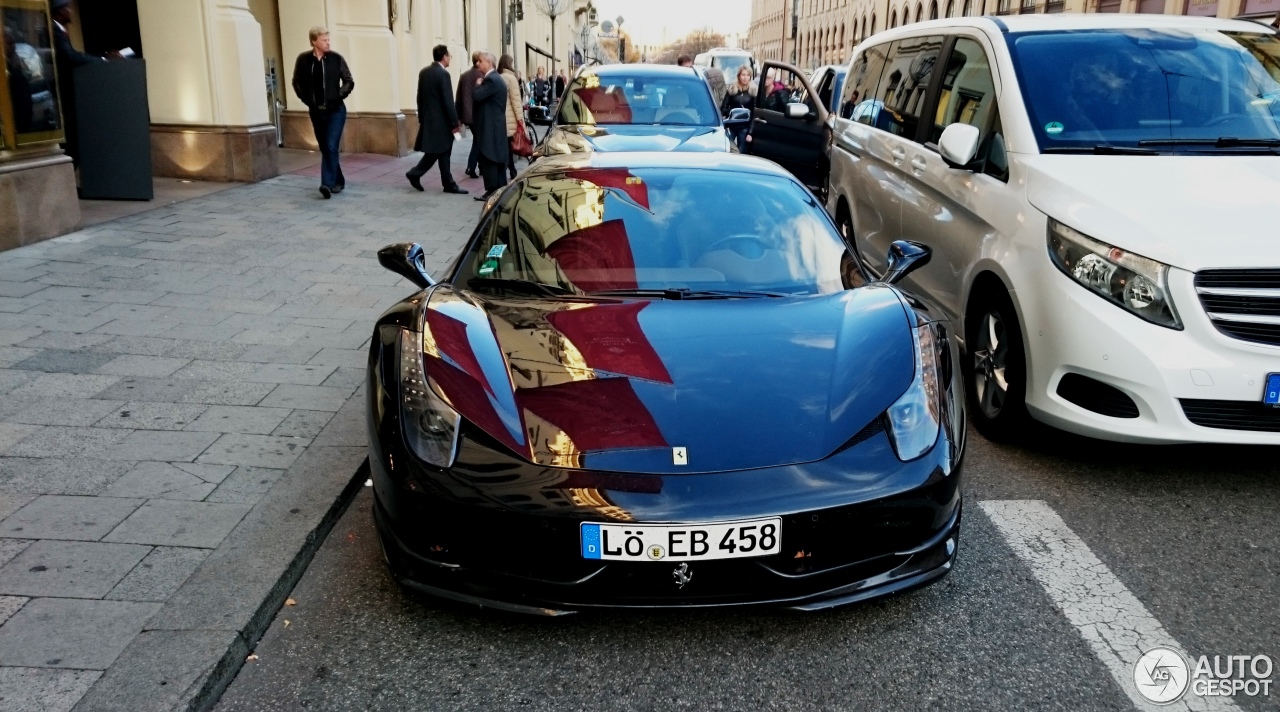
[729, 125, 749, 153]
[309, 105, 347, 188]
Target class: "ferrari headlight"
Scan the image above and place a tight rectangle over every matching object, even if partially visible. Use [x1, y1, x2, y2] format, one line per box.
[886, 323, 942, 461]
[399, 328, 460, 468]
[1047, 219, 1181, 329]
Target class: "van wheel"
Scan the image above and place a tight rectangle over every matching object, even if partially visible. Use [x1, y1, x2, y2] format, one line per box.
[966, 289, 1029, 441]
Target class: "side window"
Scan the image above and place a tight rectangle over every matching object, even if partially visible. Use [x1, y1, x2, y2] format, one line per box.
[816, 71, 836, 114]
[841, 44, 888, 121]
[931, 37, 1008, 181]
[877, 35, 946, 141]
[757, 66, 816, 115]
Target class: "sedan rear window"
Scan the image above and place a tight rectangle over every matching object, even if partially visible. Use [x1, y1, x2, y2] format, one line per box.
[558, 74, 720, 126]
[455, 168, 864, 297]
[1008, 28, 1280, 151]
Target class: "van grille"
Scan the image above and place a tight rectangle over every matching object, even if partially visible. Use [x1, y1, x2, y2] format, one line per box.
[1180, 399, 1280, 432]
[1194, 270, 1280, 347]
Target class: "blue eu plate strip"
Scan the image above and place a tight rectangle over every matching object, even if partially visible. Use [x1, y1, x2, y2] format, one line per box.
[581, 524, 602, 559]
[1265, 373, 1280, 406]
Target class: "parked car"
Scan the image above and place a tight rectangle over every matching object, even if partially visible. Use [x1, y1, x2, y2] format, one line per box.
[366, 151, 965, 614]
[694, 47, 757, 85]
[535, 64, 749, 157]
[813, 14, 1280, 444]
[809, 64, 848, 115]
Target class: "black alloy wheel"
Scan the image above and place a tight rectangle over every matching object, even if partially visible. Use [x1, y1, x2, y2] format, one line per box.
[966, 289, 1029, 441]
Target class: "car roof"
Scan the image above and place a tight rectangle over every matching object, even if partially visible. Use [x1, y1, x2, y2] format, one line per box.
[862, 13, 1275, 44]
[577, 64, 704, 79]
[524, 151, 798, 180]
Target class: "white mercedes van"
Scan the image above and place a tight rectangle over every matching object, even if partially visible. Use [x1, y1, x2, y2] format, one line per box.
[823, 14, 1280, 444]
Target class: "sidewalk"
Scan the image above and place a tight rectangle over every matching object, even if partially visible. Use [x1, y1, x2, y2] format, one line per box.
[0, 141, 482, 712]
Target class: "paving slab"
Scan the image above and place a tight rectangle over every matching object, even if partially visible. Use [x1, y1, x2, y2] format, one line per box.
[0, 598, 160, 669]
[0, 496, 143, 541]
[196, 434, 310, 469]
[0, 540, 151, 598]
[96, 402, 210, 431]
[105, 547, 210, 603]
[257, 384, 352, 412]
[203, 468, 285, 505]
[6, 374, 120, 400]
[270, 410, 333, 439]
[0, 540, 31, 569]
[0, 666, 101, 712]
[5, 398, 125, 427]
[99, 462, 220, 501]
[183, 406, 292, 435]
[10, 350, 117, 374]
[0, 596, 25, 626]
[69, 630, 242, 712]
[94, 355, 192, 378]
[0, 423, 40, 454]
[99, 430, 220, 462]
[0, 459, 136, 496]
[103, 500, 253, 548]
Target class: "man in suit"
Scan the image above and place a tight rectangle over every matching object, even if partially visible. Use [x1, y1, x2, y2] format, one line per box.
[406, 45, 467, 195]
[456, 52, 483, 179]
[50, 0, 111, 165]
[470, 51, 510, 201]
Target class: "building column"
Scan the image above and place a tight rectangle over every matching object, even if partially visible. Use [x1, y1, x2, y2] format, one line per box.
[278, 0, 409, 156]
[136, 0, 279, 182]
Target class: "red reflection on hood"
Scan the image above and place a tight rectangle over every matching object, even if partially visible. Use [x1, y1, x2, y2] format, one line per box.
[518, 378, 667, 452]
[423, 354, 521, 452]
[545, 219, 636, 293]
[545, 302, 672, 384]
[564, 168, 650, 210]
[425, 309, 493, 396]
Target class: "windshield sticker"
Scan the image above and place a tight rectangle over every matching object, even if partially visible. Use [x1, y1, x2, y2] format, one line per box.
[478, 258, 498, 275]
[487, 244, 507, 259]
[1045, 121, 1065, 136]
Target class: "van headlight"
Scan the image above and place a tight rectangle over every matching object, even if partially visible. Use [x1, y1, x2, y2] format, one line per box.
[1047, 220, 1181, 329]
[399, 329, 461, 468]
[886, 323, 942, 461]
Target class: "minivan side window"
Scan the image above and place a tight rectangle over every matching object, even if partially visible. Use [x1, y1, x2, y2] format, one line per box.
[930, 37, 1008, 181]
[840, 43, 889, 121]
[876, 36, 946, 140]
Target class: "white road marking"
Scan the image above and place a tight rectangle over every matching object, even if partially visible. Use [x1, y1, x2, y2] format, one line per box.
[979, 500, 1239, 712]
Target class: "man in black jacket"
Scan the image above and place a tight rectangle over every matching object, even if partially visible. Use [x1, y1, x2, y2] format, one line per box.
[291, 26, 354, 199]
[470, 52, 509, 200]
[50, 0, 110, 165]
[406, 45, 467, 195]
[456, 53, 483, 179]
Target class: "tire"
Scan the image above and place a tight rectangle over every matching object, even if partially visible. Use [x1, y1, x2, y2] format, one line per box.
[966, 288, 1029, 442]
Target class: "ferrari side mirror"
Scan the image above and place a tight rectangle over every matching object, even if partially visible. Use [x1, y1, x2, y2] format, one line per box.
[882, 240, 931, 285]
[378, 243, 435, 289]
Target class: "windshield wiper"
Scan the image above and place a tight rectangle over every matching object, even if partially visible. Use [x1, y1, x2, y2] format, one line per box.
[466, 278, 577, 298]
[1042, 145, 1158, 155]
[590, 288, 790, 300]
[1138, 137, 1280, 149]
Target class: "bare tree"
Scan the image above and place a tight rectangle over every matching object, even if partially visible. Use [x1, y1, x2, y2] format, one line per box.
[655, 29, 728, 65]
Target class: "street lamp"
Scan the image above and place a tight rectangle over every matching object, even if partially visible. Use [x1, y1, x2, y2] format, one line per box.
[531, 0, 574, 72]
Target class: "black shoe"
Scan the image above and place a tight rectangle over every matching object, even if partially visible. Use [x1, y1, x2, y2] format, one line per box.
[473, 192, 490, 202]
[332, 184, 344, 194]
[443, 185, 469, 194]
[406, 173, 424, 192]
[319, 185, 331, 199]
[465, 170, 479, 179]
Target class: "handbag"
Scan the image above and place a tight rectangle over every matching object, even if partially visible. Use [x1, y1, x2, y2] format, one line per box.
[510, 120, 533, 157]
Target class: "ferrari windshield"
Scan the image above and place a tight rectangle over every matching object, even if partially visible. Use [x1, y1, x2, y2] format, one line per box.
[455, 167, 862, 296]
[1008, 29, 1280, 150]
[558, 74, 720, 126]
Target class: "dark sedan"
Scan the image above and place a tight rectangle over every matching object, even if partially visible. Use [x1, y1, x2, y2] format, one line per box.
[366, 152, 965, 615]
[534, 64, 748, 157]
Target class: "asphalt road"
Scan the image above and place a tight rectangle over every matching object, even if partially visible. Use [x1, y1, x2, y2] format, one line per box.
[216, 423, 1280, 711]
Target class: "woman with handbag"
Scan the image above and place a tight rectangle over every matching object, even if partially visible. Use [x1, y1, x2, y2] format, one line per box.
[499, 55, 528, 180]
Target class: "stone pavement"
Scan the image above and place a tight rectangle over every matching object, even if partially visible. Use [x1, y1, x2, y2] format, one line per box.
[0, 143, 482, 712]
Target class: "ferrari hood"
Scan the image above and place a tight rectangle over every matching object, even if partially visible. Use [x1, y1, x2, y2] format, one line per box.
[418, 286, 915, 474]
[1026, 155, 1280, 271]
[540, 124, 733, 155]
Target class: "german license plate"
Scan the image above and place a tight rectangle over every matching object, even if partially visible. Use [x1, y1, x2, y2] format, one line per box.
[1265, 373, 1280, 407]
[580, 518, 782, 562]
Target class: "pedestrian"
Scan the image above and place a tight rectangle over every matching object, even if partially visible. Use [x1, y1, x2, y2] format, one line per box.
[456, 51, 483, 180]
[406, 45, 468, 195]
[721, 65, 755, 153]
[498, 55, 523, 181]
[470, 51, 510, 201]
[532, 66, 552, 107]
[677, 54, 693, 68]
[555, 70, 567, 102]
[50, 0, 112, 165]
[291, 26, 354, 199]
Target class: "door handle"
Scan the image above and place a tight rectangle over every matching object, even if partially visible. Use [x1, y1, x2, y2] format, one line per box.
[754, 118, 768, 125]
[910, 155, 928, 172]
[891, 146, 906, 164]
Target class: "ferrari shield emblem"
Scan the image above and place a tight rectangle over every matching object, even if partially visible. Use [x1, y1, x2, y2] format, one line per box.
[672, 447, 687, 465]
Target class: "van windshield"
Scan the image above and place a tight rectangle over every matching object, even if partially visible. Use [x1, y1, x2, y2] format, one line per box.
[712, 55, 754, 82]
[1007, 29, 1280, 152]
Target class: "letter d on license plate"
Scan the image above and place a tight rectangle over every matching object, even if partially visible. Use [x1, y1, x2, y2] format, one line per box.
[580, 518, 782, 561]
[1265, 373, 1280, 407]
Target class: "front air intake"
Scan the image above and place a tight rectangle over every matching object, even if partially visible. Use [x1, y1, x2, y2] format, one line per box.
[1055, 373, 1139, 418]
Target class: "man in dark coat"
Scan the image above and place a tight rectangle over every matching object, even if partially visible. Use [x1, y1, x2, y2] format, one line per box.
[50, 0, 109, 165]
[456, 52, 483, 179]
[291, 26, 354, 199]
[406, 45, 467, 194]
[470, 52, 509, 200]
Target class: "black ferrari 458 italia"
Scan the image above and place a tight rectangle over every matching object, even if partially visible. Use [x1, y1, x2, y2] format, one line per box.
[366, 151, 965, 615]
